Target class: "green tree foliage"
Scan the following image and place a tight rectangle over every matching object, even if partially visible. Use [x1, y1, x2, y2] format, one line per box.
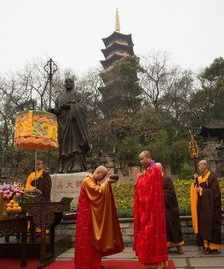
[100, 56, 143, 115]
[1, 55, 224, 178]
[190, 57, 224, 124]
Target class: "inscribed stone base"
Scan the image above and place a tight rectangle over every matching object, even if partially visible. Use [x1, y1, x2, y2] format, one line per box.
[51, 172, 88, 209]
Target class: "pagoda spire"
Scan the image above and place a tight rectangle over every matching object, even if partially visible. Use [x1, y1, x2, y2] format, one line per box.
[115, 8, 120, 32]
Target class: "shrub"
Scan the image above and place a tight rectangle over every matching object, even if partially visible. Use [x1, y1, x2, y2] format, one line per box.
[113, 179, 224, 217]
[179, 163, 193, 179]
[112, 182, 134, 210]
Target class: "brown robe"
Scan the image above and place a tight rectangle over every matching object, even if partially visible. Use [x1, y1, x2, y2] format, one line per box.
[197, 173, 222, 247]
[30, 171, 52, 201]
[163, 176, 183, 246]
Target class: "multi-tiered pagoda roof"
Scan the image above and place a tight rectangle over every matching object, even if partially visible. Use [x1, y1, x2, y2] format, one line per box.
[100, 9, 134, 70]
[99, 9, 138, 116]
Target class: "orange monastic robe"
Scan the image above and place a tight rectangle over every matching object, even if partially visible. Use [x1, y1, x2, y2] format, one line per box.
[75, 175, 124, 269]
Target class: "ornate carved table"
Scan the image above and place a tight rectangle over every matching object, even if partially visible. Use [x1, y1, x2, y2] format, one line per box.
[0, 216, 28, 267]
[0, 199, 71, 268]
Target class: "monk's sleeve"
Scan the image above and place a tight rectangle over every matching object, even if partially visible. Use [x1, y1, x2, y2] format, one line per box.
[83, 177, 109, 202]
[164, 177, 176, 209]
[190, 180, 198, 234]
[208, 175, 222, 211]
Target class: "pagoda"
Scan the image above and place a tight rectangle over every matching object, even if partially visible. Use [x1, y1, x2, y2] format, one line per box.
[101, 9, 134, 69]
[100, 9, 138, 115]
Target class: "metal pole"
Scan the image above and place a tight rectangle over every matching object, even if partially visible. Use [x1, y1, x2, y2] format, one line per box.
[44, 58, 58, 110]
[49, 59, 52, 109]
[34, 150, 37, 188]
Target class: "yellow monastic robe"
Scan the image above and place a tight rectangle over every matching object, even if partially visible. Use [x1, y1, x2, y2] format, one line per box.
[190, 171, 223, 251]
[82, 175, 124, 254]
[25, 169, 43, 192]
[190, 171, 211, 234]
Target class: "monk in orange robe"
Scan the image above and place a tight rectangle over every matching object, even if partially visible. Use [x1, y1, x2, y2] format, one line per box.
[74, 166, 124, 269]
[25, 159, 51, 201]
[133, 151, 168, 269]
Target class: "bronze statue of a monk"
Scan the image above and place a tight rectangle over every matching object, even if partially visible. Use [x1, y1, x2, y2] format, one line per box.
[52, 78, 90, 173]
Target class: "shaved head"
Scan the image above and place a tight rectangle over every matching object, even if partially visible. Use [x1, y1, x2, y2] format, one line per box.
[36, 159, 44, 170]
[198, 160, 208, 166]
[93, 165, 108, 181]
[95, 166, 108, 174]
[198, 159, 209, 174]
[139, 150, 151, 159]
[139, 150, 152, 168]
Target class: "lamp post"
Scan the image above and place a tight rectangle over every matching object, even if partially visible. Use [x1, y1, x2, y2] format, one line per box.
[44, 58, 58, 110]
[44, 58, 58, 169]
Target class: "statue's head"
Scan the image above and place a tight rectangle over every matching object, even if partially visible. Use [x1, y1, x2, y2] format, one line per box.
[64, 78, 74, 91]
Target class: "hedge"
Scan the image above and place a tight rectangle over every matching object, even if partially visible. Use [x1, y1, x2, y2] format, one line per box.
[113, 179, 224, 218]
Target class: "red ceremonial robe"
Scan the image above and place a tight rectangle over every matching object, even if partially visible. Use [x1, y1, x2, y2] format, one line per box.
[75, 175, 124, 269]
[133, 162, 168, 266]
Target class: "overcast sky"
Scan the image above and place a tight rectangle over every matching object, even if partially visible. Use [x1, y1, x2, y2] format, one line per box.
[0, 0, 223, 76]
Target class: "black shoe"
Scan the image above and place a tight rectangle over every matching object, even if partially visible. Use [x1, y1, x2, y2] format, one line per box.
[209, 249, 220, 255]
[203, 247, 210, 255]
[177, 246, 184, 254]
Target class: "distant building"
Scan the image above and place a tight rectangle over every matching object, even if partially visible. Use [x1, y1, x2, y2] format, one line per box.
[100, 9, 140, 115]
[199, 120, 224, 176]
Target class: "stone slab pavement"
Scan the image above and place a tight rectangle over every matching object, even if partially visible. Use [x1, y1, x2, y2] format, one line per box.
[57, 245, 224, 269]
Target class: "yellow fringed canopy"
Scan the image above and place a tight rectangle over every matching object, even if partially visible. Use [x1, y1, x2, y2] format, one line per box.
[14, 110, 58, 150]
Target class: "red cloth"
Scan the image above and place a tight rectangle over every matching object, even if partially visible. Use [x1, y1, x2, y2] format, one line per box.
[0, 259, 176, 269]
[133, 163, 168, 265]
[74, 186, 102, 269]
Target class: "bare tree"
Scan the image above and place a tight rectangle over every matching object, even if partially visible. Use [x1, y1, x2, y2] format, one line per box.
[139, 51, 178, 111]
[78, 68, 103, 117]
[161, 70, 195, 122]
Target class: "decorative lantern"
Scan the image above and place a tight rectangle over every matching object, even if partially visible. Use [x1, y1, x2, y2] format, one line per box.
[188, 131, 199, 160]
[14, 110, 58, 150]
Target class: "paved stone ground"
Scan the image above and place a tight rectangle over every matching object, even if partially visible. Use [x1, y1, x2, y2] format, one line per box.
[57, 246, 224, 269]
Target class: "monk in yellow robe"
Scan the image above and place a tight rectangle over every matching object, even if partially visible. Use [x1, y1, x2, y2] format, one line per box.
[191, 160, 222, 254]
[25, 159, 52, 201]
[74, 166, 124, 269]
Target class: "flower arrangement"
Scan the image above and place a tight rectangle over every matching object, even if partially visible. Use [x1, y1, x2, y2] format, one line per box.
[0, 183, 24, 215]
[0, 183, 24, 201]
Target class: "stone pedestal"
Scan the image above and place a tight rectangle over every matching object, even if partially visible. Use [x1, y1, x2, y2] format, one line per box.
[50, 172, 88, 210]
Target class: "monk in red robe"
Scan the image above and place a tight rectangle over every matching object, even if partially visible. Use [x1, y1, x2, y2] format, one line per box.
[133, 151, 168, 269]
[75, 166, 124, 269]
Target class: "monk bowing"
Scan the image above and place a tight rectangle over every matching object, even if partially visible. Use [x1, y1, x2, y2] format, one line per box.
[74, 166, 124, 269]
[133, 151, 168, 269]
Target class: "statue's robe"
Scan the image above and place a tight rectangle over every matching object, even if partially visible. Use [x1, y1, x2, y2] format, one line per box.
[133, 161, 168, 268]
[191, 171, 222, 251]
[54, 90, 90, 172]
[163, 176, 184, 248]
[25, 169, 52, 201]
[74, 175, 124, 269]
